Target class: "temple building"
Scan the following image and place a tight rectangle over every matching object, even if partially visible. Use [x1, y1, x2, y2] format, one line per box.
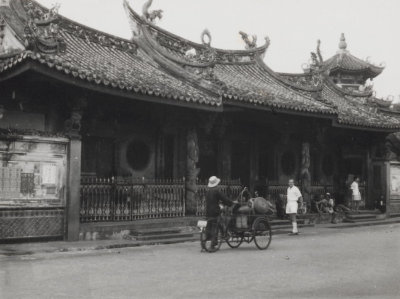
[1, 0, 400, 241]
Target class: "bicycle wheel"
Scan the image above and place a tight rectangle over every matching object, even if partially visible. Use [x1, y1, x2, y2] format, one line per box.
[253, 217, 272, 250]
[200, 225, 223, 253]
[226, 227, 244, 249]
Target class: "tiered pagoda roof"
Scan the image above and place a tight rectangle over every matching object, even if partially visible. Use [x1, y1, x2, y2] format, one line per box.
[322, 33, 384, 79]
[0, 0, 399, 130]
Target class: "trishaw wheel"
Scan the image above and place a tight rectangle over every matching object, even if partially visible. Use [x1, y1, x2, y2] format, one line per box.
[226, 228, 243, 249]
[253, 217, 272, 250]
[200, 225, 223, 253]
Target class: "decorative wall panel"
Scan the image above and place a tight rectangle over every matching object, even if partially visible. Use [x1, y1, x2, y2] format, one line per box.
[0, 208, 64, 239]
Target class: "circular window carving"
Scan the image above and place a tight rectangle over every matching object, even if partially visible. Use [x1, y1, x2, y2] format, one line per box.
[281, 151, 296, 175]
[322, 154, 334, 177]
[126, 140, 151, 171]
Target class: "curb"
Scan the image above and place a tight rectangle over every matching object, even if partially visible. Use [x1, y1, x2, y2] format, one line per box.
[1, 220, 399, 257]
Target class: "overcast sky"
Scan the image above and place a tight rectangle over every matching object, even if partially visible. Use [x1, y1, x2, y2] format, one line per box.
[38, 0, 400, 100]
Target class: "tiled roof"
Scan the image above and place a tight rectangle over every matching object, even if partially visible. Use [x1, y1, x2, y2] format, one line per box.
[322, 33, 384, 78]
[0, 0, 399, 131]
[323, 52, 384, 78]
[0, 0, 221, 107]
[322, 82, 400, 129]
[215, 62, 334, 114]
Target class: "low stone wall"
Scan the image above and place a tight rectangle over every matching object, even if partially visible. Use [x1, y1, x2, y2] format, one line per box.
[0, 207, 64, 241]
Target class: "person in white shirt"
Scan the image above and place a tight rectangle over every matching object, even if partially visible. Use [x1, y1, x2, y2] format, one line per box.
[286, 179, 303, 235]
[350, 176, 361, 212]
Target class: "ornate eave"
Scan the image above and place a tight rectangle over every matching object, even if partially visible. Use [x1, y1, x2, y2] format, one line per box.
[323, 34, 384, 79]
[324, 76, 374, 98]
[0, 0, 398, 131]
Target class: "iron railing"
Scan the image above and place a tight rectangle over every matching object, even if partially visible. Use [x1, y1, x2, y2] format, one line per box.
[80, 177, 367, 222]
[80, 177, 185, 223]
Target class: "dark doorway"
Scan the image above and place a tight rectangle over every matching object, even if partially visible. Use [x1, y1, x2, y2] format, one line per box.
[343, 157, 363, 179]
[231, 140, 250, 187]
[368, 162, 386, 210]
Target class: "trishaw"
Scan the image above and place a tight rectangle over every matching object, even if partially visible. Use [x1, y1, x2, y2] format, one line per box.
[198, 195, 272, 252]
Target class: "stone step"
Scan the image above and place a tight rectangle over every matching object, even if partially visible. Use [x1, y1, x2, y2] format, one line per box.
[132, 227, 182, 236]
[135, 232, 195, 242]
[347, 210, 380, 215]
[139, 235, 200, 246]
[329, 217, 400, 229]
[272, 224, 315, 235]
[343, 217, 380, 223]
[345, 214, 377, 220]
[389, 213, 400, 218]
[269, 219, 306, 226]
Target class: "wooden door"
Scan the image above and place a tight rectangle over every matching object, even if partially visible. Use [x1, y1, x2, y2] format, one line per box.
[368, 161, 386, 210]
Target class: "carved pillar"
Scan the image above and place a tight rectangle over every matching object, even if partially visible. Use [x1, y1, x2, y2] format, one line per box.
[185, 127, 200, 215]
[65, 106, 83, 241]
[301, 142, 311, 207]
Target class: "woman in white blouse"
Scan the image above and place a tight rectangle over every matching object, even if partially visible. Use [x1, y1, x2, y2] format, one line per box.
[350, 176, 361, 212]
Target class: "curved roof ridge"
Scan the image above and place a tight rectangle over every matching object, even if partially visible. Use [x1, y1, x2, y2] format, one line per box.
[123, 0, 268, 62]
[254, 56, 321, 92]
[11, 0, 138, 49]
[324, 76, 373, 98]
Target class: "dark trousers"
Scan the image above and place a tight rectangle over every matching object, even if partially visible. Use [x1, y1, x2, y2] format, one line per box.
[206, 218, 218, 246]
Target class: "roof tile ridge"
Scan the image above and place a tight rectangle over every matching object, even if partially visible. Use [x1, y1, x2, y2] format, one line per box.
[254, 56, 321, 93]
[124, 0, 268, 64]
[23, 0, 137, 48]
[324, 77, 373, 98]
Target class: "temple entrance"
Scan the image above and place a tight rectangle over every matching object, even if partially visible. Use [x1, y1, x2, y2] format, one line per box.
[368, 161, 386, 210]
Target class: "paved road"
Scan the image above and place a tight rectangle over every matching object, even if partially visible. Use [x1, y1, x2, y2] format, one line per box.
[0, 224, 399, 299]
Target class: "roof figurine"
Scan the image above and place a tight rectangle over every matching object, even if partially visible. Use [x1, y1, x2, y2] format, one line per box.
[239, 31, 257, 49]
[201, 29, 212, 46]
[316, 39, 323, 64]
[338, 33, 348, 52]
[23, 2, 65, 54]
[142, 0, 162, 23]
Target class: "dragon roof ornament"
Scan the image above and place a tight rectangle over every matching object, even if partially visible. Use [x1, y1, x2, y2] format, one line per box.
[301, 39, 326, 87]
[142, 0, 162, 23]
[239, 31, 257, 49]
[239, 31, 270, 55]
[23, 1, 66, 54]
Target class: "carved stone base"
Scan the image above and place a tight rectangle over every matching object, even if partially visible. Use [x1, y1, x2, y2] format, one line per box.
[0, 208, 64, 240]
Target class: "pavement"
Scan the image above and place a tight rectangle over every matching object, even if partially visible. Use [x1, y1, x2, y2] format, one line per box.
[0, 223, 399, 299]
[1, 216, 399, 257]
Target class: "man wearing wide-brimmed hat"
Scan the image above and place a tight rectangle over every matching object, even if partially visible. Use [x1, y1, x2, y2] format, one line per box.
[205, 176, 234, 247]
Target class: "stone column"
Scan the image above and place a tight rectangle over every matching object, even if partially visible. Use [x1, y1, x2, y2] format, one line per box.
[65, 108, 83, 241]
[185, 127, 200, 215]
[301, 142, 311, 207]
[66, 136, 82, 241]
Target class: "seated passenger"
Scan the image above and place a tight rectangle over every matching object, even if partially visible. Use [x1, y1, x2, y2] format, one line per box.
[316, 193, 337, 224]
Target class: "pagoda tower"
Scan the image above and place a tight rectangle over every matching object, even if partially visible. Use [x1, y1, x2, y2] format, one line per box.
[323, 33, 384, 92]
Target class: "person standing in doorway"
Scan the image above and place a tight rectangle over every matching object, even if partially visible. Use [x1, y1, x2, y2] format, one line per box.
[286, 179, 303, 235]
[350, 176, 362, 212]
